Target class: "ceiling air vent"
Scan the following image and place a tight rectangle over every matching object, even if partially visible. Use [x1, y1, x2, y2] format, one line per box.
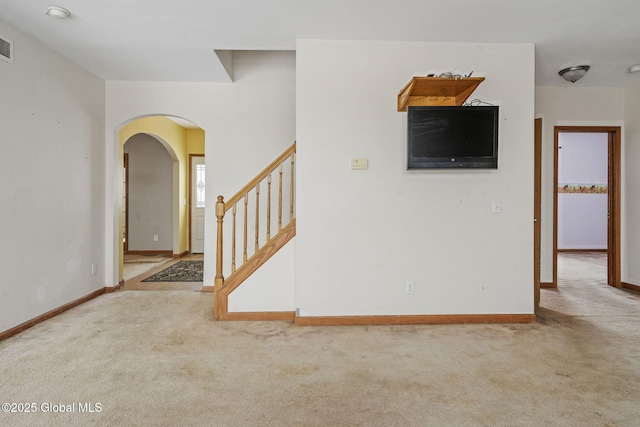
[0, 35, 13, 64]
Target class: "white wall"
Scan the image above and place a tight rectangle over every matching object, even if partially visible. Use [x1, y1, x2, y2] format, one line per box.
[106, 51, 296, 303]
[296, 40, 535, 316]
[535, 87, 624, 282]
[624, 85, 640, 285]
[228, 237, 295, 312]
[0, 19, 105, 332]
[124, 134, 173, 251]
[558, 194, 607, 250]
[557, 132, 608, 250]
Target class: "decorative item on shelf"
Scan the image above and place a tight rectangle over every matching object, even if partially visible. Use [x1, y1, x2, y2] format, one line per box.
[558, 65, 590, 83]
[437, 71, 473, 80]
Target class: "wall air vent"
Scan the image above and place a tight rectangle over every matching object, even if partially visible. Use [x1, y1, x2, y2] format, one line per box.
[0, 35, 13, 64]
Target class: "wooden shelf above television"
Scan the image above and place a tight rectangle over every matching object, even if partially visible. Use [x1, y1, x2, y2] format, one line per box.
[397, 77, 485, 111]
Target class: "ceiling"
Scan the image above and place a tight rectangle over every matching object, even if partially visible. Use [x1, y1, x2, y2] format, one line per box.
[1, 0, 639, 87]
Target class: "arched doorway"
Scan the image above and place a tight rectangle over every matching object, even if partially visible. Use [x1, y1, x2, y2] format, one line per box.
[123, 133, 175, 255]
[112, 115, 205, 288]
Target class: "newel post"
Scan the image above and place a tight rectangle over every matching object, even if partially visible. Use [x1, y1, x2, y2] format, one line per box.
[214, 195, 225, 319]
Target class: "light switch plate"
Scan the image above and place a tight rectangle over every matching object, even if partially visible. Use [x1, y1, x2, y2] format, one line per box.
[351, 158, 368, 170]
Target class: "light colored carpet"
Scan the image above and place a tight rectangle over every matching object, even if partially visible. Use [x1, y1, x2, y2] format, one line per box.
[1, 253, 639, 426]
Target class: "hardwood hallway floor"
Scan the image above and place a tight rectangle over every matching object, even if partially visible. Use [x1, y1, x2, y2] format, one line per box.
[122, 253, 204, 291]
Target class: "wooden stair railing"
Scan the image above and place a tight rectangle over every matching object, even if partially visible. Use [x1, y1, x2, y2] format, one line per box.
[214, 143, 296, 320]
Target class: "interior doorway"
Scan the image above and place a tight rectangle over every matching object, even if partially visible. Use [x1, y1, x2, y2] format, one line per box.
[123, 133, 174, 255]
[114, 115, 205, 291]
[553, 126, 621, 288]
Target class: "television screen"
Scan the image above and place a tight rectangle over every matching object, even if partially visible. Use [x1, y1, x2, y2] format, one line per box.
[407, 105, 499, 169]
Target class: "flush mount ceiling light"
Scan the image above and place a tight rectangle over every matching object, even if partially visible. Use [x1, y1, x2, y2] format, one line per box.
[627, 64, 640, 74]
[558, 65, 590, 83]
[45, 5, 71, 19]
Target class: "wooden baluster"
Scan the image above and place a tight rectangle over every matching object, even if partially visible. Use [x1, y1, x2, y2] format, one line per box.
[267, 174, 272, 241]
[214, 196, 225, 319]
[278, 164, 283, 232]
[290, 153, 295, 220]
[243, 194, 248, 263]
[255, 182, 260, 252]
[231, 204, 237, 273]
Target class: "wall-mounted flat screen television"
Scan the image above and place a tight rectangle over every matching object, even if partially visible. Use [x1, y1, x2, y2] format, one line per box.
[407, 105, 499, 169]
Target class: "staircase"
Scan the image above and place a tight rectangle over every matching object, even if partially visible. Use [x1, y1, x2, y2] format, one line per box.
[214, 143, 296, 320]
